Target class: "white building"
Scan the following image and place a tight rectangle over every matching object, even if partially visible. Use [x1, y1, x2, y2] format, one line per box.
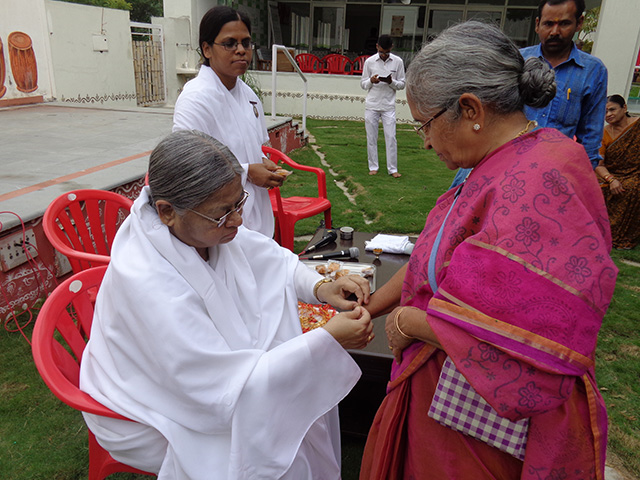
[1, 0, 639, 116]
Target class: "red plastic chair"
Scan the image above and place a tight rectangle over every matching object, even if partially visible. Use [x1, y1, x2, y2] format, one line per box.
[32, 266, 155, 480]
[262, 146, 332, 251]
[352, 55, 369, 75]
[295, 53, 323, 73]
[322, 54, 352, 75]
[43, 189, 133, 274]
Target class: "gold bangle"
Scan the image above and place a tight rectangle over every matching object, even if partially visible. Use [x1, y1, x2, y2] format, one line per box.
[313, 277, 333, 303]
[394, 307, 412, 340]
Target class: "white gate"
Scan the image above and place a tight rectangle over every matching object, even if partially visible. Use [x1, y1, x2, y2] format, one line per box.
[130, 21, 166, 106]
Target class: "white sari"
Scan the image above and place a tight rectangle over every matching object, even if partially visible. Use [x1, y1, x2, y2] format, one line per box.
[80, 188, 360, 479]
[173, 66, 274, 237]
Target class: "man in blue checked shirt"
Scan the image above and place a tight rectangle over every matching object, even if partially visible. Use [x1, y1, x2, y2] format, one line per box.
[521, 0, 607, 170]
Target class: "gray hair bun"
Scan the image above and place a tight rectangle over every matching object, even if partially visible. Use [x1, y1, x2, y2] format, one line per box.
[520, 57, 556, 108]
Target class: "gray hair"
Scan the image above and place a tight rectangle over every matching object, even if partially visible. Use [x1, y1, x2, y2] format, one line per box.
[406, 21, 556, 119]
[148, 130, 243, 212]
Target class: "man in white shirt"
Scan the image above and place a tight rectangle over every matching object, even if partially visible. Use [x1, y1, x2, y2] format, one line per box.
[360, 35, 406, 178]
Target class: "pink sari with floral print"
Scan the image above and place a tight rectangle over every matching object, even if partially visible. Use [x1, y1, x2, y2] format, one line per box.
[361, 129, 617, 480]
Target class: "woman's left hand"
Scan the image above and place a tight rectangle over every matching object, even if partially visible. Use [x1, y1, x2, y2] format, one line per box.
[609, 178, 625, 195]
[386, 306, 416, 363]
[317, 274, 371, 311]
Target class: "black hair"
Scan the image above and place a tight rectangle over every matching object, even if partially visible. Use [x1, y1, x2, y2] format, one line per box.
[607, 94, 631, 117]
[377, 34, 393, 50]
[199, 6, 252, 67]
[537, 0, 585, 20]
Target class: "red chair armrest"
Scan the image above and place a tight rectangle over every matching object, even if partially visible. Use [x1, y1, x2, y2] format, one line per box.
[262, 146, 328, 198]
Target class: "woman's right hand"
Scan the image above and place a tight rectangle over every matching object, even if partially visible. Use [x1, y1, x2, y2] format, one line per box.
[248, 162, 285, 189]
[609, 178, 625, 195]
[323, 306, 373, 350]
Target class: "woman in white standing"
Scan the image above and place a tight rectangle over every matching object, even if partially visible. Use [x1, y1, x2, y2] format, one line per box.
[173, 6, 283, 238]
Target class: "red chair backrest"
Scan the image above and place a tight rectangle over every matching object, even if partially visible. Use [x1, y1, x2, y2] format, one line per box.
[295, 53, 323, 73]
[323, 54, 352, 75]
[352, 55, 369, 75]
[43, 189, 133, 273]
[32, 266, 130, 420]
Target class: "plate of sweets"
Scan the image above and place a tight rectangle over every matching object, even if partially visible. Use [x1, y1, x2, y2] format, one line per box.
[302, 259, 376, 293]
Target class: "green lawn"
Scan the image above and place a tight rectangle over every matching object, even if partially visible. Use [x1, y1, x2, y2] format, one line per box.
[1, 118, 638, 479]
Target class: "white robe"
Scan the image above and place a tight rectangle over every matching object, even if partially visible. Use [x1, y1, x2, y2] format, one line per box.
[79, 187, 361, 480]
[173, 65, 274, 238]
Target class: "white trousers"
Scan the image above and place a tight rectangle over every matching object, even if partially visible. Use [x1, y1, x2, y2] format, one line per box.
[365, 109, 398, 174]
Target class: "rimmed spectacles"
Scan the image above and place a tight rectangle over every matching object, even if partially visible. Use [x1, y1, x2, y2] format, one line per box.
[213, 38, 255, 51]
[187, 190, 250, 228]
[413, 107, 447, 140]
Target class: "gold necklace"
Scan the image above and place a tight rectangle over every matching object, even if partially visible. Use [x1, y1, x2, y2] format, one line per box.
[515, 120, 538, 138]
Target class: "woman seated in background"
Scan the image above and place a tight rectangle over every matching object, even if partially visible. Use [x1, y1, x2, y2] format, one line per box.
[80, 130, 373, 479]
[360, 21, 617, 480]
[595, 94, 640, 249]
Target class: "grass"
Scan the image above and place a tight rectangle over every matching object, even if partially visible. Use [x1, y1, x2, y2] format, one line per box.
[595, 247, 640, 476]
[1, 118, 638, 479]
[286, 119, 448, 249]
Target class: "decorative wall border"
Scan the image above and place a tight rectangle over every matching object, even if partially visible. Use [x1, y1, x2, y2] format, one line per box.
[61, 92, 137, 104]
[262, 90, 408, 107]
[113, 177, 145, 201]
[0, 261, 55, 319]
[270, 113, 418, 123]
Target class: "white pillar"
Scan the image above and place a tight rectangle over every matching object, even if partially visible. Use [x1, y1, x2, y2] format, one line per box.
[591, 0, 640, 100]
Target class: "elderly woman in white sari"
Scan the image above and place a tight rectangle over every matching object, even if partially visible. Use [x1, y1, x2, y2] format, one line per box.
[79, 130, 374, 480]
[173, 6, 283, 238]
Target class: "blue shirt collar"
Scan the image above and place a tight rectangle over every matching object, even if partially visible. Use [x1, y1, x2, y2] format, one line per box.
[534, 42, 584, 69]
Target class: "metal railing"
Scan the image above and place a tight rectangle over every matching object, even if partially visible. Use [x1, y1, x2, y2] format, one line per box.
[271, 44, 308, 132]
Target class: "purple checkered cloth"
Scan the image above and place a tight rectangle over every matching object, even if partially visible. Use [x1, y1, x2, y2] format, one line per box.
[428, 356, 529, 461]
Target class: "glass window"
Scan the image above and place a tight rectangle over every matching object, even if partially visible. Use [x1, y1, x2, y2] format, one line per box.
[505, 0, 539, 6]
[426, 9, 464, 42]
[504, 8, 538, 48]
[312, 5, 346, 54]
[466, 10, 502, 26]
[467, 0, 505, 5]
[381, 4, 426, 60]
[274, 3, 311, 49]
[345, 4, 382, 57]
[384, 0, 426, 4]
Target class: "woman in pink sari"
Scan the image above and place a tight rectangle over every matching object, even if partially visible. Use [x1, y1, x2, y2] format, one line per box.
[360, 22, 617, 480]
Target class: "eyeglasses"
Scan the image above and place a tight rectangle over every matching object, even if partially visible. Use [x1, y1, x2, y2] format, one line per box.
[186, 190, 249, 228]
[413, 107, 447, 140]
[212, 38, 255, 51]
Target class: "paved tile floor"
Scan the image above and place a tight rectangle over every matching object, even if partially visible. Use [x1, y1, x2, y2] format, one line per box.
[0, 102, 174, 231]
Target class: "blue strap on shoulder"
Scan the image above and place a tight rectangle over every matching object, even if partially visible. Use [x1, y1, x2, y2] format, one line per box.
[428, 184, 463, 293]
